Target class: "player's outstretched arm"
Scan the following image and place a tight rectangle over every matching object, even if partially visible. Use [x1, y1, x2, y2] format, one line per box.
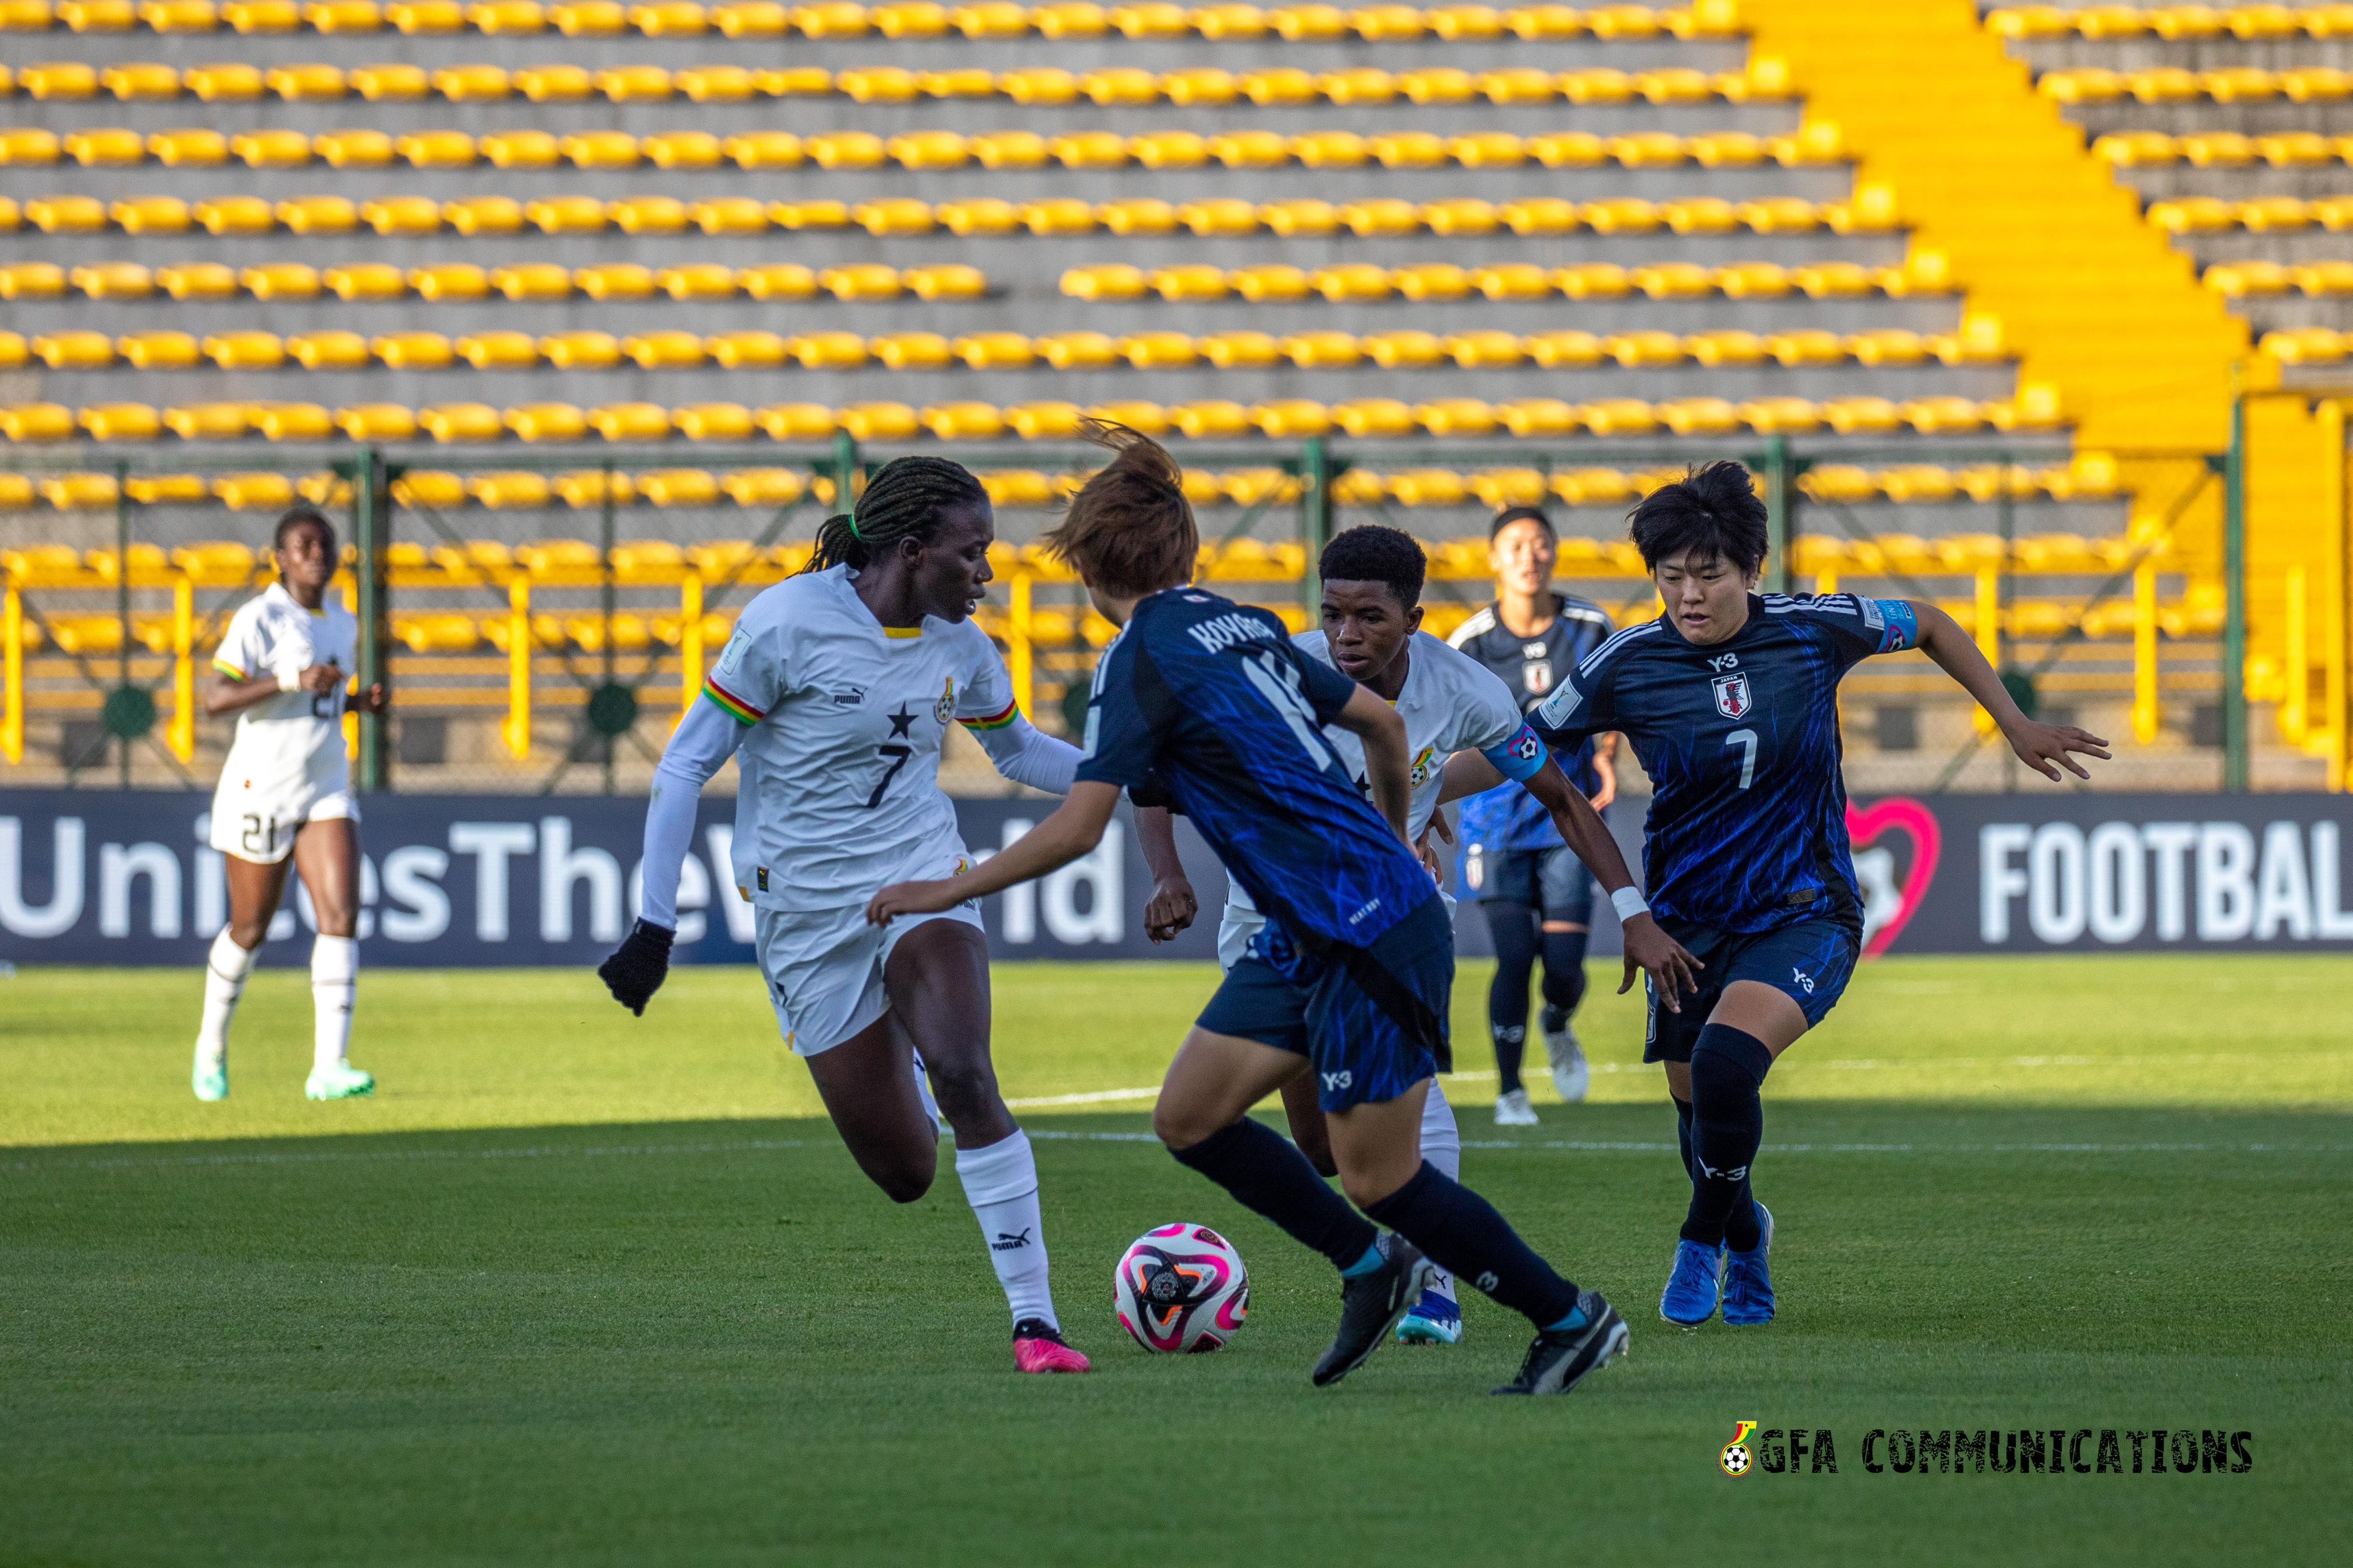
[1908, 601, 2113, 781]
[1134, 806, 1198, 943]
[599, 700, 739, 1015]
[1326, 686, 1413, 841]
[969, 713, 1083, 795]
[866, 781, 1125, 924]
[1517, 758, 1702, 1009]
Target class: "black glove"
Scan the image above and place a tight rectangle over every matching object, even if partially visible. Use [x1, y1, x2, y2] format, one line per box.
[598, 919, 674, 1015]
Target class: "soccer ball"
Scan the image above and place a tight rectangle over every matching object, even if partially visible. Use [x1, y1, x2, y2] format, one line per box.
[1113, 1223, 1250, 1353]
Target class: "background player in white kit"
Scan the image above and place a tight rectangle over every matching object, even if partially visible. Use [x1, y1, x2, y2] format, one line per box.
[1139, 525, 1691, 1346]
[191, 507, 385, 1103]
[597, 457, 1100, 1374]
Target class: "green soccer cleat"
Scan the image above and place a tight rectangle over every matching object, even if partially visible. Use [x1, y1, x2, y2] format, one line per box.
[304, 1063, 375, 1100]
[192, 1057, 227, 1102]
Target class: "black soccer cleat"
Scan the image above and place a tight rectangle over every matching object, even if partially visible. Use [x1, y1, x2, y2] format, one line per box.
[1311, 1234, 1433, 1388]
[1491, 1290, 1630, 1396]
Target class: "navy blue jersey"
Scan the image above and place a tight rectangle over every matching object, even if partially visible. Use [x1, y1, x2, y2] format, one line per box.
[1447, 594, 1615, 852]
[1076, 587, 1434, 954]
[1532, 593, 1919, 934]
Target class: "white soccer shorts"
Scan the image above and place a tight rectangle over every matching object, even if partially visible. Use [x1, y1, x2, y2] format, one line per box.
[208, 783, 358, 865]
[755, 891, 984, 1057]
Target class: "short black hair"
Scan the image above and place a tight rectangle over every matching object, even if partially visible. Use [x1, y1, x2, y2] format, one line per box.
[1488, 504, 1556, 539]
[1628, 461, 1769, 576]
[273, 506, 335, 553]
[1319, 524, 1426, 609]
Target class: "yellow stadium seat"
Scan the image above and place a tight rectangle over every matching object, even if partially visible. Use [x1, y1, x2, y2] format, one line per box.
[706, 331, 787, 369]
[310, 128, 390, 167]
[324, 262, 404, 299]
[816, 263, 896, 300]
[410, 262, 488, 300]
[1231, 264, 1310, 303]
[238, 264, 318, 301]
[552, 0, 625, 26]
[458, 331, 537, 369]
[0, 403, 78, 442]
[333, 404, 418, 441]
[651, 264, 731, 300]
[73, 261, 155, 299]
[753, 403, 837, 441]
[1395, 262, 1471, 301]
[250, 403, 333, 441]
[742, 262, 817, 299]
[416, 403, 500, 443]
[561, 130, 638, 167]
[954, 333, 1034, 369]
[289, 330, 371, 369]
[375, 331, 453, 369]
[1152, 265, 1228, 302]
[36, 331, 116, 369]
[277, 194, 356, 234]
[194, 196, 272, 234]
[397, 129, 474, 165]
[153, 261, 233, 298]
[905, 264, 985, 301]
[119, 330, 203, 369]
[504, 404, 587, 442]
[1037, 333, 1119, 370]
[575, 263, 655, 300]
[1, 261, 67, 298]
[1313, 263, 1392, 302]
[624, 331, 706, 368]
[160, 402, 251, 441]
[26, 197, 103, 234]
[612, 195, 688, 233]
[784, 332, 865, 369]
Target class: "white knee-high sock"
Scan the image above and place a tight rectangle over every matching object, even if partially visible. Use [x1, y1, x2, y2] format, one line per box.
[310, 934, 357, 1072]
[1419, 1081, 1464, 1305]
[196, 929, 260, 1066]
[955, 1129, 1057, 1330]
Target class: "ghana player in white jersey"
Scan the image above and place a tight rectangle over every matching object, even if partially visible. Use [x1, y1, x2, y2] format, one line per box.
[191, 507, 386, 1103]
[1136, 523, 1695, 1349]
[598, 456, 1094, 1375]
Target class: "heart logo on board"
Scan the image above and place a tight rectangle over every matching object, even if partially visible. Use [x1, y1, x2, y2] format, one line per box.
[1845, 797, 1943, 957]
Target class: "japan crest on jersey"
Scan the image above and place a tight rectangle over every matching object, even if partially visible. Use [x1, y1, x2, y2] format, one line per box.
[1711, 671, 1753, 719]
[1523, 659, 1553, 694]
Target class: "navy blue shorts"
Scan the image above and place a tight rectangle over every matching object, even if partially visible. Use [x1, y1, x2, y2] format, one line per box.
[1469, 844, 1595, 926]
[1644, 914, 1860, 1064]
[1196, 894, 1455, 1112]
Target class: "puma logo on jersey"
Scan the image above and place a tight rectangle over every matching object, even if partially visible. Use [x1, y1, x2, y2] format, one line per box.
[830, 688, 864, 706]
[991, 1227, 1033, 1251]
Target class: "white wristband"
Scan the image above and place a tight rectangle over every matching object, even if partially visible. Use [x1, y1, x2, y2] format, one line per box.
[275, 666, 302, 693]
[1610, 886, 1650, 923]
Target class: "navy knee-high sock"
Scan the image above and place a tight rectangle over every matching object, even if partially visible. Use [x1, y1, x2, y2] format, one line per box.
[1671, 1094, 1697, 1182]
[1682, 1025, 1772, 1252]
[1483, 905, 1538, 1094]
[1171, 1119, 1378, 1272]
[1538, 928, 1589, 1026]
[1365, 1162, 1581, 1327]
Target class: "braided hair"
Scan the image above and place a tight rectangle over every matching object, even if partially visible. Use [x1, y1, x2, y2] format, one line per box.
[804, 456, 989, 573]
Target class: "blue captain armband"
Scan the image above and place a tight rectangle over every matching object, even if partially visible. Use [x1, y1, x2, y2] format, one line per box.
[1481, 722, 1549, 783]
[1863, 596, 1919, 654]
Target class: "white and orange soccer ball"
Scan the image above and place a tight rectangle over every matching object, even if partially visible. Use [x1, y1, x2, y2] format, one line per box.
[1113, 1223, 1250, 1353]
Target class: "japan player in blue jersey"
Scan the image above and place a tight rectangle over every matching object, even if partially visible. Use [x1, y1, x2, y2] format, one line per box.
[1532, 461, 2111, 1330]
[1447, 505, 1623, 1120]
[871, 426, 1702, 1395]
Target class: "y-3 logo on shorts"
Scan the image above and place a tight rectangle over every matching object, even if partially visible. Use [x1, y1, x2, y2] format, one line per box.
[1321, 1071, 1353, 1092]
[991, 1227, 1033, 1251]
[1791, 966, 1815, 995]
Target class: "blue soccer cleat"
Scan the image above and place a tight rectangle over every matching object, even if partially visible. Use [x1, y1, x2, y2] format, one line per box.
[1722, 1202, 1776, 1326]
[1397, 1281, 1464, 1345]
[1659, 1238, 1725, 1327]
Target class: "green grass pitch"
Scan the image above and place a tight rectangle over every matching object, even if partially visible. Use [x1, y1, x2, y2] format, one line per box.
[2, 955, 2348, 1566]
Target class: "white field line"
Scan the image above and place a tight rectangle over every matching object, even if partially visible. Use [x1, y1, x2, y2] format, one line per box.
[6, 1132, 2349, 1175]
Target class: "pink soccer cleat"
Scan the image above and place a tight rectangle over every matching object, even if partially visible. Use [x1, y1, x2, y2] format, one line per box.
[1013, 1319, 1091, 1374]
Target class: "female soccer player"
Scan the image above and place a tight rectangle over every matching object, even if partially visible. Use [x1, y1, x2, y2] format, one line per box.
[1141, 523, 1683, 1347]
[191, 507, 385, 1102]
[597, 456, 1094, 1375]
[1530, 461, 2111, 1329]
[871, 427, 1700, 1397]
[1446, 507, 1622, 1121]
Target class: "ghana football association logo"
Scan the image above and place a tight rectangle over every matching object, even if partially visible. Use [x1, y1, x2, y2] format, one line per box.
[1722, 1420, 1759, 1477]
[935, 675, 956, 723]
